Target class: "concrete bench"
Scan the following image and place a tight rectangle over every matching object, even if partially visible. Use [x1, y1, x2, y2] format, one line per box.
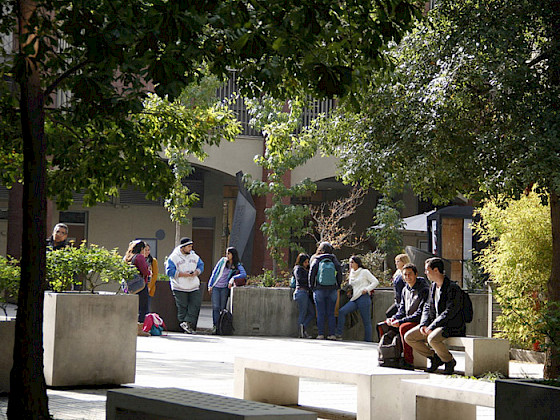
[234, 356, 429, 420]
[106, 387, 316, 419]
[400, 377, 494, 420]
[413, 335, 509, 376]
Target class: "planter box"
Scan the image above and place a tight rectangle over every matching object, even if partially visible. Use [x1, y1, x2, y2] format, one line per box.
[43, 291, 138, 387]
[0, 319, 15, 392]
[495, 379, 560, 420]
[230, 287, 490, 340]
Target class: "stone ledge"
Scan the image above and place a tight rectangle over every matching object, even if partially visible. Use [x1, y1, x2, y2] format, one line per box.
[510, 348, 545, 364]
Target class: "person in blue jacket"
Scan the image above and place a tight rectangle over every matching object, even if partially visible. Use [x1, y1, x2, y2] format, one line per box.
[208, 246, 246, 334]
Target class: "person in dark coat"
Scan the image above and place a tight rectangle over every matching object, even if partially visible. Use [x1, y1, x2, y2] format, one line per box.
[404, 257, 466, 374]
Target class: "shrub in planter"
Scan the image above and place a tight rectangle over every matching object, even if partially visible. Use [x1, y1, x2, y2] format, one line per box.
[0, 255, 19, 317]
[46, 242, 137, 291]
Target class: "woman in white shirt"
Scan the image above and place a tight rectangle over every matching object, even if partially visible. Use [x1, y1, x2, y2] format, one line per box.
[335, 255, 379, 342]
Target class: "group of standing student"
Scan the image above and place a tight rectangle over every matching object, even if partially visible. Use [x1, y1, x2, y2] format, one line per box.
[294, 242, 379, 341]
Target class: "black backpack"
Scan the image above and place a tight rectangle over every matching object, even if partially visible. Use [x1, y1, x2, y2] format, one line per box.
[462, 289, 474, 323]
[217, 309, 234, 335]
[378, 328, 403, 368]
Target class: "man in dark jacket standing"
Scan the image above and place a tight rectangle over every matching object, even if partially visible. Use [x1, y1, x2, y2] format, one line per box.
[404, 257, 466, 374]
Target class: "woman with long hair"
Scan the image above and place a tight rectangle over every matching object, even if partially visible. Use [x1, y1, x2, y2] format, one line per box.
[293, 253, 314, 338]
[386, 253, 411, 318]
[208, 246, 246, 334]
[335, 255, 379, 342]
[143, 243, 158, 312]
[124, 240, 150, 336]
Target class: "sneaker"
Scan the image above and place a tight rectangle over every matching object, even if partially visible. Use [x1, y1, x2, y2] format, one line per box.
[335, 335, 343, 341]
[425, 354, 443, 373]
[316, 335, 325, 340]
[187, 323, 196, 335]
[442, 358, 457, 375]
[326, 335, 337, 341]
[180, 322, 192, 334]
[211, 325, 217, 335]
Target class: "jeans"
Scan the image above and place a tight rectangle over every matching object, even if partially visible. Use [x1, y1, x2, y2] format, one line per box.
[137, 286, 149, 323]
[294, 289, 315, 328]
[336, 293, 372, 342]
[313, 288, 338, 336]
[172, 289, 202, 327]
[211, 287, 230, 326]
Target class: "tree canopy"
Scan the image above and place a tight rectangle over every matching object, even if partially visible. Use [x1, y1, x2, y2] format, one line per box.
[1, 1, 421, 417]
[318, 0, 560, 378]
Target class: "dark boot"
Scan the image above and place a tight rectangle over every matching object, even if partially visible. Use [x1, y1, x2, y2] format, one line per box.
[426, 354, 443, 373]
[443, 358, 457, 375]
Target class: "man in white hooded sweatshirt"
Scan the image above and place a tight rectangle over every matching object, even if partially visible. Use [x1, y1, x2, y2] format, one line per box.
[165, 237, 204, 334]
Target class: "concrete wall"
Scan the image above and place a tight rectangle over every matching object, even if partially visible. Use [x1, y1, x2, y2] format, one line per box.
[0, 320, 15, 392]
[43, 292, 138, 387]
[231, 287, 490, 341]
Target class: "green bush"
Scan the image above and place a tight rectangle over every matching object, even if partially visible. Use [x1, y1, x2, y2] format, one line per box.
[0, 255, 20, 316]
[473, 190, 552, 349]
[46, 242, 136, 292]
[246, 269, 289, 287]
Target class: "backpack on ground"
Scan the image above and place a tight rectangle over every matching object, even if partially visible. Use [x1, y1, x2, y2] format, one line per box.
[462, 289, 474, 323]
[217, 309, 234, 336]
[378, 328, 403, 368]
[317, 259, 337, 286]
[143, 313, 166, 336]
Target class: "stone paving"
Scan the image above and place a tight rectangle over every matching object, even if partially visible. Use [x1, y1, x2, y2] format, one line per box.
[0, 303, 544, 420]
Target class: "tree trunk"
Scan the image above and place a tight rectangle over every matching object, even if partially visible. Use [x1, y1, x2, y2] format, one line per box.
[6, 183, 23, 260]
[7, 1, 50, 418]
[545, 191, 560, 379]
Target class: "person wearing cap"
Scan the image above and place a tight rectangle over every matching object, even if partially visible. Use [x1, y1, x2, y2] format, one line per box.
[165, 237, 204, 334]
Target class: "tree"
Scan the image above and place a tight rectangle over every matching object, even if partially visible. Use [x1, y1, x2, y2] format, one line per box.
[0, 0, 419, 417]
[319, 0, 560, 378]
[473, 191, 552, 350]
[244, 96, 317, 271]
[310, 185, 368, 249]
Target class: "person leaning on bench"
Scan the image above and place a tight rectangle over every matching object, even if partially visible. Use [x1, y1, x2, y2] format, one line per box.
[404, 257, 466, 374]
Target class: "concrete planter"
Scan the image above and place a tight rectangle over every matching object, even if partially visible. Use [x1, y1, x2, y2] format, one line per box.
[0, 319, 15, 392]
[495, 379, 560, 420]
[230, 287, 490, 340]
[43, 291, 138, 387]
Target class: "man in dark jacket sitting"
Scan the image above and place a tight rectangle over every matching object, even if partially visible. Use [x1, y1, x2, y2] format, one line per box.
[404, 257, 466, 374]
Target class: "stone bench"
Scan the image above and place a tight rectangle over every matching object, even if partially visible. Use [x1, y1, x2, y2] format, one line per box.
[106, 387, 316, 419]
[234, 356, 429, 420]
[400, 376, 495, 420]
[413, 335, 509, 376]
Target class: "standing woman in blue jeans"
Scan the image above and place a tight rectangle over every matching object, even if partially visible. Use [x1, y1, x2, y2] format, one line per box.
[308, 242, 342, 340]
[293, 253, 314, 338]
[208, 247, 246, 334]
[335, 255, 379, 342]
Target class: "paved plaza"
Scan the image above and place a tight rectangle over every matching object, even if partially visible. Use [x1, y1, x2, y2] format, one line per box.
[0, 304, 544, 419]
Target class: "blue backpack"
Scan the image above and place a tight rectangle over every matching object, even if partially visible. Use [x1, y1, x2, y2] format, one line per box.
[317, 259, 337, 286]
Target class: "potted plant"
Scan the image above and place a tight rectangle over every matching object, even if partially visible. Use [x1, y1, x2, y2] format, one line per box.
[43, 242, 139, 387]
[0, 255, 19, 392]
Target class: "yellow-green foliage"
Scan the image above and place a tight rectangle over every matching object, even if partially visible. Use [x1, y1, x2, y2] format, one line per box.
[473, 191, 551, 348]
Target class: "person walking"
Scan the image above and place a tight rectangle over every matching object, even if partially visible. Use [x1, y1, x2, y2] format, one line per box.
[208, 247, 246, 334]
[308, 242, 342, 340]
[335, 255, 378, 342]
[124, 240, 151, 336]
[165, 237, 204, 334]
[293, 253, 314, 338]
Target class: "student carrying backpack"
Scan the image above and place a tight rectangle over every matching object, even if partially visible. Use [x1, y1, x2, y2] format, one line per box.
[309, 242, 342, 340]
